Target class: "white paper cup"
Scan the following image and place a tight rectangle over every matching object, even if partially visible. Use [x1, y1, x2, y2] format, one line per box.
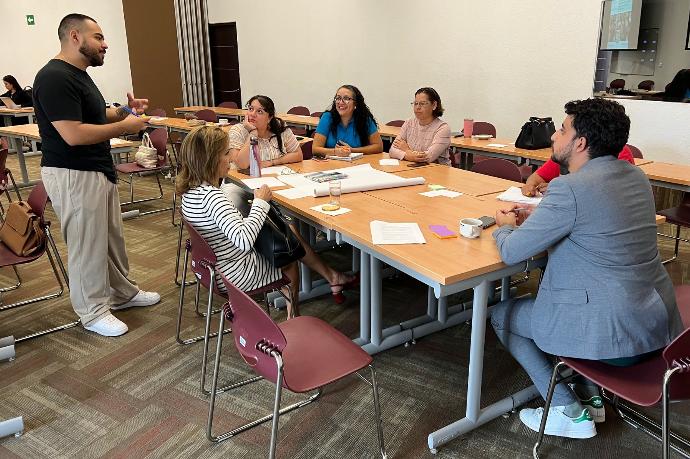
[218, 118, 229, 125]
[459, 218, 483, 238]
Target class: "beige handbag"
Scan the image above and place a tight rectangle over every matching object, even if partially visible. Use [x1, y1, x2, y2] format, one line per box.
[134, 132, 159, 168]
[0, 201, 45, 257]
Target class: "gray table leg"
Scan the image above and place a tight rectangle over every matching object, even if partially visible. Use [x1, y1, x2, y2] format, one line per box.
[0, 416, 23, 439]
[10, 136, 30, 185]
[358, 251, 371, 344]
[370, 256, 382, 346]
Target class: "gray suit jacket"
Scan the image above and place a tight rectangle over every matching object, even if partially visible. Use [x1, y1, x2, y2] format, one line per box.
[493, 155, 683, 360]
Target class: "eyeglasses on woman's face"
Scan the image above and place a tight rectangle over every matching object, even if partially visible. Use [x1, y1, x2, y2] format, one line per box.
[334, 95, 354, 103]
[410, 101, 430, 107]
[246, 104, 268, 116]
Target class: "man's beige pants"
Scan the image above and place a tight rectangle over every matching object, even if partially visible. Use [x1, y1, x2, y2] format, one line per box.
[41, 167, 139, 326]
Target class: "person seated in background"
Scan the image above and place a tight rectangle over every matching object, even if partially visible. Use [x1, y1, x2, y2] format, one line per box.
[662, 68, 690, 102]
[1, 75, 33, 108]
[312, 84, 383, 157]
[388, 87, 451, 166]
[521, 144, 634, 196]
[228, 95, 303, 169]
[178, 126, 358, 318]
[491, 98, 682, 440]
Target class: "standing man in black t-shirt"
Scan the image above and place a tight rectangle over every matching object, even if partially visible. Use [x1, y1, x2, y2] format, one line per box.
[34, 13, 160, 337]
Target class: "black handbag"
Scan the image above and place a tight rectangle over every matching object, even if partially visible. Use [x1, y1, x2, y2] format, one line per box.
[515, 117, 556, 150]
[221, 182, 305, 268]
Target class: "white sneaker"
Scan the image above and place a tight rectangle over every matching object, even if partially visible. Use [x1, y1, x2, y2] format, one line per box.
[84, 314, 128, 337]
[569, 383, 606, 423]
[110, 290, 161, 311]
[519, 406, 597, 439]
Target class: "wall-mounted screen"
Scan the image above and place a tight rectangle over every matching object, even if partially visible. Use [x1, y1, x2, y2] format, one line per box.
[600, 0, 644, 50]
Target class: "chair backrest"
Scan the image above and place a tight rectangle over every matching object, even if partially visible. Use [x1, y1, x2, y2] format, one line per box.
[147, 108, 166, 117]
[27, 181, 49, 224]
[472, 121, 497, 137]
[301, 139, 313, 160]
[222, 274, 287, 383]
[626, 143, 643, 159]
[218, 101, 238, 109]
[471, 158, 522, 182]
[310, 111, 324, 118]
[638, 80, 654, 91]
[610, 78, 626, 89]
[287, 106, 310, 116]
[183, 218, 221, 293]
[385, 120, 405, 127]
[149, 128, 169, 167]
[662, 327, 690, 400]
[195, 109, 218, 122]
[0, 148, 9, 184]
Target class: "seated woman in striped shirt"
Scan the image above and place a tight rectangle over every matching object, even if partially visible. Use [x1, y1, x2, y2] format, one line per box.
[178, 126, 356, 318]
[389, 87, 451, 166]
[228, 95, 303, 168]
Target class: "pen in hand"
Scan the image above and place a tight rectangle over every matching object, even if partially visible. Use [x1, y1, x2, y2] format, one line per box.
[120, 105, 140, 117]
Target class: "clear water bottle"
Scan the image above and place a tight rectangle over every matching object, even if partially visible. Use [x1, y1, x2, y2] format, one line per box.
[249, 136, 261, 177]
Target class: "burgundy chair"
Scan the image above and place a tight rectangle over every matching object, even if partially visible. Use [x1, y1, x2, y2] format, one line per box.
[534, 312, 690, 458]
[0, 148, 22, 216]
[176, 218, 290, 395]
[205, 274, 386, 459]
[658, 193, 689, 263]
[195, 109, 218, 123]
[310, 111, 324, 118]
[610, 78, 626, 90]
[638, 80, 655, 91]
[146, 108, 166, 117]
[676, 284, 690, 327]
[300, 139, 313, 160]
[217, 101, 238, 109]
[627, 144, 643, 159]
[116, 128, 173, 219]
[471, 158, 523, 182]
[385, 120, 405, 127]
[287, 106, 311, 136]
[465, 121, 497, 166]
[0, 182, 78, 342]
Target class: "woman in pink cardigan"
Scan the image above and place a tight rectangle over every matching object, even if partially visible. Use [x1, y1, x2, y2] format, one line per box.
[388, 87, 451, 166]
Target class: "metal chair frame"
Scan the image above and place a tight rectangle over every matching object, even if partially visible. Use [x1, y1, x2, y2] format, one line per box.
[0, 184, 79, 342]
[533, 354, 690, 459]
[206, 292, 386, 459]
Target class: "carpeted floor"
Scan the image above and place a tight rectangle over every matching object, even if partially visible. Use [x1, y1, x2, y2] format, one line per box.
[0, 150, 688, 458]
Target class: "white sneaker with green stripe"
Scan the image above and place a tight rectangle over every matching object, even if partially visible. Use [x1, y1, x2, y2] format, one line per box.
[568, 384, 606, 423]
[519, 406, 597, 439]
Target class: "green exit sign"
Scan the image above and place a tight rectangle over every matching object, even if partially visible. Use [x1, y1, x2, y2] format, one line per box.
[26, 15, 35, 26]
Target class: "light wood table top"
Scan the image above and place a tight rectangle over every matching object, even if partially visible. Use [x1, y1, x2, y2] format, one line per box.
[174, 106, 245, 118]
[148, 117, 232, 133]
[0, 107, 34, 115]
[638, 162, 690, 187]
[633, 157, 653, 166]
[279, 113, 321, 127]
[378, 124, 401, 139]
[394, 164, 521, 197]
[257, 154, 430, 175]
[451, 136, 552, 162]
[0, 123, 134, 149]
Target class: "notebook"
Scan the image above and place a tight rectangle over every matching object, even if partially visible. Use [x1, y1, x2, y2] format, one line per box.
[326, 152, 364, 161]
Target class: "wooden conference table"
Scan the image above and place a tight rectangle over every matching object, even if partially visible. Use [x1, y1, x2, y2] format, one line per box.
[0, 123, 135, 186]
[228, 153, 548, 453]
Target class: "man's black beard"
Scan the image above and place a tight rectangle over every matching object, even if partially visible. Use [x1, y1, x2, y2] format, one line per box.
[550, 152, 569, 170]
[79, 45, 104, 67]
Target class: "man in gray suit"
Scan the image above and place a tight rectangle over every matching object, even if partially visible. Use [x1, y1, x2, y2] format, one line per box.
[490, 98, 683, 439]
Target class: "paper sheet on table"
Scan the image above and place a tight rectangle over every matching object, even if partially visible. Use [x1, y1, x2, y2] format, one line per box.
[420, 190, 462, 198]
[379, 158, 400, 166]
[241, 177, 285, 189]
[278, 164, 424, 197]
[370, 220, 426, 245]
[309, 205, 351, 216]
[274, 187, 312, 199]
[261, 166, 292, 175]
[486, 143, 508, 148]
[496, 186, 543, 205]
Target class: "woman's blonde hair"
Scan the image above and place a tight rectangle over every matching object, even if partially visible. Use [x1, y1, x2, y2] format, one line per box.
[176, 125, 229, 195]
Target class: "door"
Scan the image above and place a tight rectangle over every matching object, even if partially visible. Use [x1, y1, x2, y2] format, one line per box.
[122, 0, 184, 115]
[208, 22, 241, 106]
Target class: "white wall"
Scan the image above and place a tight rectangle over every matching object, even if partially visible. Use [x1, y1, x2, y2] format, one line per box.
[208, 0, 690, 165]
[0, 1, 132, 104]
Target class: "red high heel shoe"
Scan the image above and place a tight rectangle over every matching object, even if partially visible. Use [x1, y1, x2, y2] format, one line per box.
[330, 273, 360, 305]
